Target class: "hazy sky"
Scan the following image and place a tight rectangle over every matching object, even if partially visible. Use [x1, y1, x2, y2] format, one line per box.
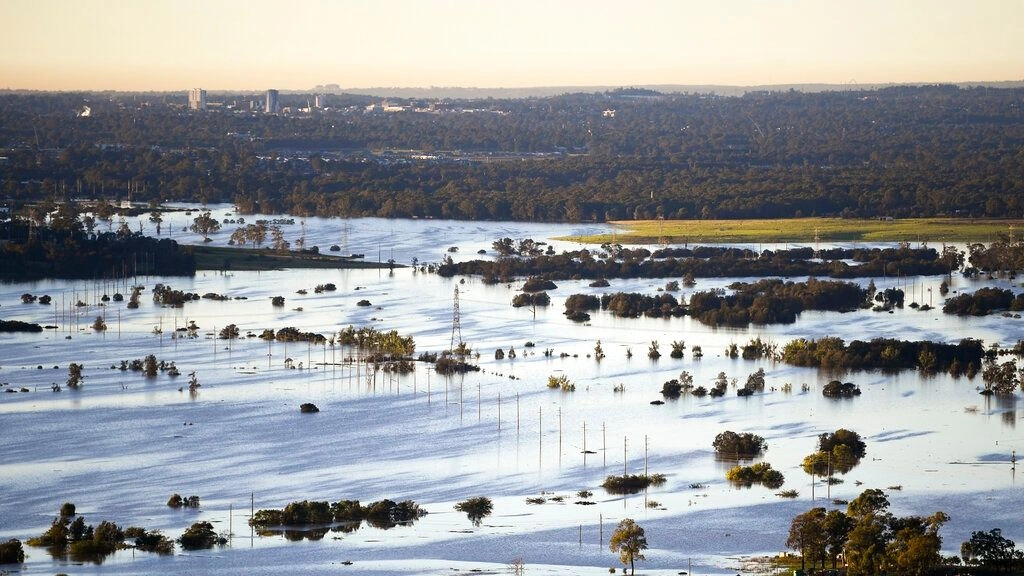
[2, 0, 1022, 91]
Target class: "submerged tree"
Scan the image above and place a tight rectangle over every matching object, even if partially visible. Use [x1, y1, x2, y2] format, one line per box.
[454, 497, 493, 527]
[189, 211, 221, 242]
[609, 518, 648, 575]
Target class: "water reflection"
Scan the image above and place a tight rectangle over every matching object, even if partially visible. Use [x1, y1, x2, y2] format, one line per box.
[258, 517, 420, 541]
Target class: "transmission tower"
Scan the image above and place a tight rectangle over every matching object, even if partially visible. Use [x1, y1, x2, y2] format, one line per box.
[450, 286, 463, 354]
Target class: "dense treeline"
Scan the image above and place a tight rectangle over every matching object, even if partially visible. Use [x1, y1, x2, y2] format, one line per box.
[787, 489, 951, 576]
[562, 278, 867, 327]
[781, 337, 984, 374]
[943, 287, 1024, 316]
[441, 242, 958, 281]
[2, 85, 1023, 221]
[0, 219, 195, 279]
[967, 238, 1024, 274]
[249, 498, 425, 531]
[688, 278, 867, 326]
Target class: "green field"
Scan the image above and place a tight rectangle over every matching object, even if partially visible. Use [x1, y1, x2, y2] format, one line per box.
[565, 218, 1023, 245]
[190, 245, 396, 271]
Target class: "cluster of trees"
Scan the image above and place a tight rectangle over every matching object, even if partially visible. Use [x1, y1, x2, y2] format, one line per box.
[228, 220, 291, 251]
[711, 431, 768, 458]
[4, 86, 1022, 222]
[117, 354, 174, 378]
[967, 237, 1024, 275]
[561, 278, 868, 327]
[981, 359, 1022, 395]
[25, 502, 175, 560]
[786, 490, 1023, 576]
[801, 429, 867, 476]
[0, 219, 195, 279]
[440, 243, 960, 282]
[0, 319, 43, 333]
[336, 325, 415, 358]
[167, 494, 200, 508]
[943, 287, 1024, 316]
[822, 380, 861, 398]
[177, 522, 226, 550]
[511, 292, 550, 308]
[780, 337, 985, 375]
[725, 462, 785, 489]
[152, 283, 200, 307]
[961, 528, 1024, 572]
[599, 292, 684, 318]
[249, 498, 426, 531]
[258, 327, 326, 344]
[689, 278, 867, 326]
[786, 490, 946, 575]
[660, 370, 696, 398]
[600, 473, 667, 494]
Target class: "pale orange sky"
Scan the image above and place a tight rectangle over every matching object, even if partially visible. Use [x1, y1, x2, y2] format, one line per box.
[1, 0, 1021, 91]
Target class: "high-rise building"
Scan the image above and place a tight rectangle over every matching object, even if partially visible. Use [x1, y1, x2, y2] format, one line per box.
[188, 88, 207, 111]
[265, 89, 279, 114]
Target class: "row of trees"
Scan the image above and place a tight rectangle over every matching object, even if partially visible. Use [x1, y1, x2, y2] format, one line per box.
[249, 498, 426, 531]
[788, 490, 1023, 575]
[943, 287, 1024, 316]
[780, 337, 986, 375]
[562, 278, 869, 327]
[0, 219, 195, 279]
[442, 243, 963, 282]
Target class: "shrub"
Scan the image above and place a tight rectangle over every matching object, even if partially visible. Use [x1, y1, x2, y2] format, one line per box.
[726, 462, 785, 489]
[712, 431, 767, 459]
[547, 374, 575, 391]
[125, 527, 174, 554]
[522, 277, 557, 292]
[455, 496, 493, 526]
[601, 474, 667, 494]
[0, 539, 25, 563]
[177, 521, 225, 550]
[822, 380, 861, 398]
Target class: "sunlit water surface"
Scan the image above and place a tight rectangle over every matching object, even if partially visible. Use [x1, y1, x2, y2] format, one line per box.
[1, 209, 1021, 575]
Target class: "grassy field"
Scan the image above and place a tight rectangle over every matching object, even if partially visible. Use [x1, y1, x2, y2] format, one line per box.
[565, 218, 1023, 245]
[190, 245, 396, 271]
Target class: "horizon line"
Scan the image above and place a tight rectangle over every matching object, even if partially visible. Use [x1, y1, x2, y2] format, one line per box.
[3, 79, 1024, 95]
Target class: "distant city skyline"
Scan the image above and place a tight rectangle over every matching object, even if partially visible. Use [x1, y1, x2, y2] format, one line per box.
[2, 0, 1022, 92]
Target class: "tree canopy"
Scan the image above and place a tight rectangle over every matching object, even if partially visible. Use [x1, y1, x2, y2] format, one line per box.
[609, 518, 648, 575]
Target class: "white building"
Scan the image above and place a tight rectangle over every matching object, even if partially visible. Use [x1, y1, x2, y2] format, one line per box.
[188, 88, 207, 111]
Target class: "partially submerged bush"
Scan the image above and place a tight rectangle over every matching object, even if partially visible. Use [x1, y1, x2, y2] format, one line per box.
[167, 494, 200, 508]
[522, 277, 557, 292]
[0, 539, 25, 563]
[250, 498, 426, 531]
[177, 521, 226, 550]
[455, 496, 493, 526]
[712, 431, 767, 459]
[601, 473, 667, 494]
[124, 527, 174, 554]
[726, 462, 785, 489]
[822, 380, 861, 398]
[547, 374, 575, 391]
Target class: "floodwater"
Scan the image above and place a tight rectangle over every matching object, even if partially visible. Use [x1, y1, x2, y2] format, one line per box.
[0, 208, 1021, 575]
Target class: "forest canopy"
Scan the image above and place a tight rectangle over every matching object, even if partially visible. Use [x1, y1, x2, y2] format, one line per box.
[2, 85, 1022, 222]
